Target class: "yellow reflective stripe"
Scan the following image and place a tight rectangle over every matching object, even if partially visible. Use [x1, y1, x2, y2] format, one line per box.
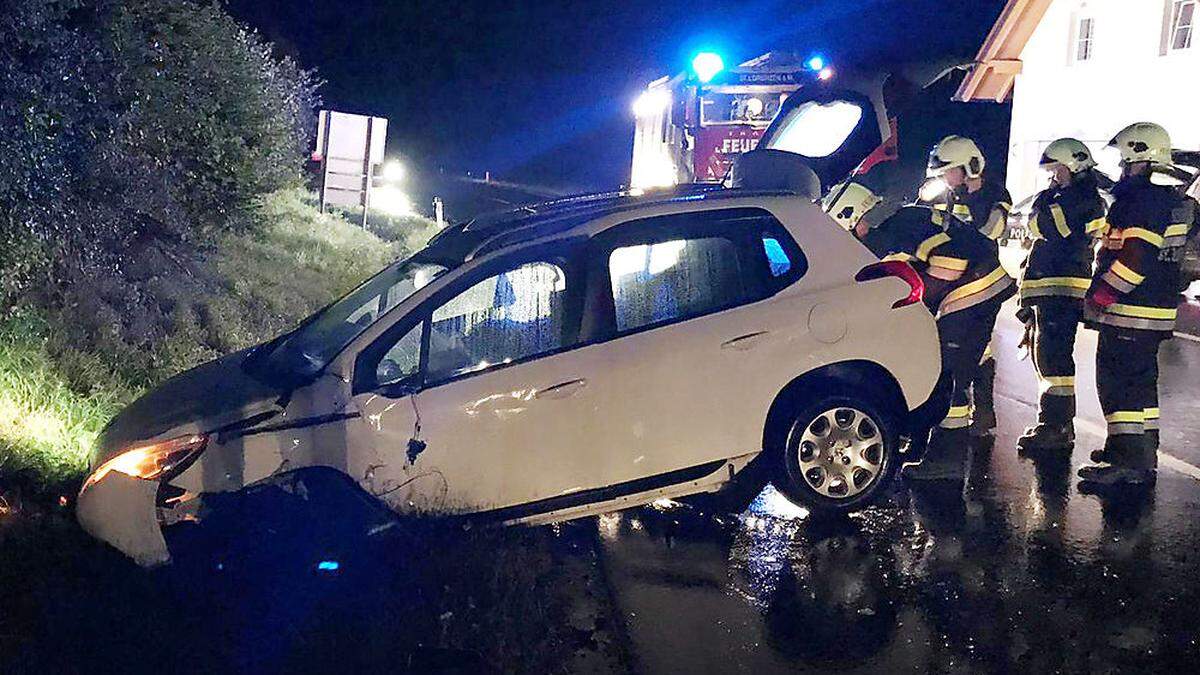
[1021, 276, 1091, 289]
[1144, 407, 1161, 419]
[1123, 227, 1164, 247]
[1105, 411, 1145, 424]
[1041, 376, 1075, 386]
[953, 204, 972, 218]
[1107, 303, 1177, 320]
[998, 202, 1012, 212]
[1166, 223, 1191, 238]
[945, 405, 971, 418]
[1085, 217, 1107, 234]
[941, 266, 1009, 305]
[931, 210, 946, 227]
[1111, 260, 1145, 285]
[982, 211, 1005, 239]
[1050, 204, 1071, 238]
[915, 232, 951, 261]
[883, 252, 916, 262]
[928, 255, 968, 271]
[928, 267, 963, 281]
[1028, 213, 1043, 239]
[1038, 375, 1075, 394]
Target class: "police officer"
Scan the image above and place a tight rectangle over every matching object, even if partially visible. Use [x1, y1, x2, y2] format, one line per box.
[823, 182, 1015, 481]
[1079, 122, 1192, 486]
[925, 136, 1013, 438]
[1016, 139, 1107, 453]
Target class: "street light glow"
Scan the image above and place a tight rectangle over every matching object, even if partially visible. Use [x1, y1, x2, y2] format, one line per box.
[382, 160, 405, 183]
[691, 51, 725, 83]
[372, 185, 414, 216]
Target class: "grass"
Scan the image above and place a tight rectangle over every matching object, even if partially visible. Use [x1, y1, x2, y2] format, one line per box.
[0, 188, 438, 503]
[0, 310, 138, 495]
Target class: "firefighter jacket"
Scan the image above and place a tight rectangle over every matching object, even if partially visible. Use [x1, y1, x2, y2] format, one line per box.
[933, 182, 1014, 241]
[1019, 174, 1107, 306]
[1088, 174, 1194, 334]
[862, 206, 1015, 318]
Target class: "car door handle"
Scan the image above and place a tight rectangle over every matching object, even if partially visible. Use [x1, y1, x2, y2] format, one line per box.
[536, 379, 588, 400]
[721, 331, 770, 351]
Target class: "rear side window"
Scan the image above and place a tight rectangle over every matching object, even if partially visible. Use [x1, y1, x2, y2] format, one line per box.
[609, 236, 746, 332]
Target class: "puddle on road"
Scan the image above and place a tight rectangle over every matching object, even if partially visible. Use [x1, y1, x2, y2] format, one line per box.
[599, 451, 1200, 674]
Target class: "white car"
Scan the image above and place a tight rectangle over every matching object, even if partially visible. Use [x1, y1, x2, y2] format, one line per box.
[78, 92, 949, 566]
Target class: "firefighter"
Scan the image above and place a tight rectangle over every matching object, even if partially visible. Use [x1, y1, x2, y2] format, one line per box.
[823, 181, 1015, 481]
[924, 135, 1013, 438]
[1079, 122, 1192, 486]
[1016, 139, 1107, 453]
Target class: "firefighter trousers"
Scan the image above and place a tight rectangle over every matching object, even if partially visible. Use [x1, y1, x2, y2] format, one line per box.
[1030, 298, 1083, 427]
[928, 298, 1003, 465]
[1096, 326, 1163, 468]
[971, 343, 997, 429]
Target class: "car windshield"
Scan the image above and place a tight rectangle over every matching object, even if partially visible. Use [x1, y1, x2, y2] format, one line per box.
[252, 256, 450, 380]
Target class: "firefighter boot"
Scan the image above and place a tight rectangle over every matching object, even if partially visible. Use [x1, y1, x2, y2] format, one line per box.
[1017, 423, 1075, 454]
[969, 359, 997, 437]
[903, 428, 966, 482]
[1078, 435, 1155, 486]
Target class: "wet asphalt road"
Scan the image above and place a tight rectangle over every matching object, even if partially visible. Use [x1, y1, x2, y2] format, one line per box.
[599, 298, 1200, 674]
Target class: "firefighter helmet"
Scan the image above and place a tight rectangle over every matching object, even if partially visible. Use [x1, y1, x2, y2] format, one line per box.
[1039, 138, 1097, 173]
[1108, 122, 1172, 167]
[927, 135, 985, 179]
[821, 180, 882, 231]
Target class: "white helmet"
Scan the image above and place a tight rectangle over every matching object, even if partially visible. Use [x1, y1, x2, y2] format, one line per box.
[1039, 138, 1096, 173]
[821, 181, 882, 231]
[1108, 122, 1172, 167]
[927, 135, 985, 179]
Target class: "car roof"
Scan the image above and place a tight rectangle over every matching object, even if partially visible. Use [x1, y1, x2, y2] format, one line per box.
[420, 185, 809, 264]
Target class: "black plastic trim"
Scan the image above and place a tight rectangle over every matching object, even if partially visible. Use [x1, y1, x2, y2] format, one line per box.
[475, 458, 729, 522]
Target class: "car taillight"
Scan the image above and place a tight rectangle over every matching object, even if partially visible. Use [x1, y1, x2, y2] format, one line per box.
[855, 260, 925, 309]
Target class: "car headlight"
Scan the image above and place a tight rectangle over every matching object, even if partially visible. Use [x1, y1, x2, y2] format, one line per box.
[84, 434, 208, 490]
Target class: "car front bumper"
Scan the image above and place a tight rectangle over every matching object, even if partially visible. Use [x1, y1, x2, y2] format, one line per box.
[76, 473, 173, 566]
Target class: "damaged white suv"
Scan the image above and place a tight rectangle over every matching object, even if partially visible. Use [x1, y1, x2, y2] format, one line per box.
[78, 91, 949, 565]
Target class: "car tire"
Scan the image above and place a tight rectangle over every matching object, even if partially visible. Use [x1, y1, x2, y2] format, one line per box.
[774, 394, 899, 515]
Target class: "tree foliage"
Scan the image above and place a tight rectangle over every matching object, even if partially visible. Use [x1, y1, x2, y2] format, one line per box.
[0, 0, 320, 308]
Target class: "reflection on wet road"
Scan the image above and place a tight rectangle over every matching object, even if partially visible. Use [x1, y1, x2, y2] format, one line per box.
[601, 303, 1200, 673]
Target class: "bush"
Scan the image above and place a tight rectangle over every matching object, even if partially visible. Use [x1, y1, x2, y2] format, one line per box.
[0, 0, 319, 309]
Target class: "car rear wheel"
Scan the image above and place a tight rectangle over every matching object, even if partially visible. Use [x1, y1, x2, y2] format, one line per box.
[776, 395, 899, 515]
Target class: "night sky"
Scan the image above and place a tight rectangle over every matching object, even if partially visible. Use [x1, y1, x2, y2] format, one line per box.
[225, 0, 1008, 191]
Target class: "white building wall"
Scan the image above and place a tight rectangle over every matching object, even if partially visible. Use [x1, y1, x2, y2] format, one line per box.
[1008, 0, 1200, 204]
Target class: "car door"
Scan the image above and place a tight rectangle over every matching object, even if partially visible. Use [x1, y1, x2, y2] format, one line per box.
[351, 240, 615, 515]
[571, 206, 811, 490]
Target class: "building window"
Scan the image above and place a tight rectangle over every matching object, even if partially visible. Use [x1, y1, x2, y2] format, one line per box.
[1169, 1, 1196, 50]
[1075, 17, 1095, 61]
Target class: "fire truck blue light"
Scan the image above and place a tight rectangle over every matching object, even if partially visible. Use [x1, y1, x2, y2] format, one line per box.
[691, 52, 725, 83]
[806, 55, 826, 71]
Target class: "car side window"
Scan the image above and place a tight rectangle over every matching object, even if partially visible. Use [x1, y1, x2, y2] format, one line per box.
[426, 261, 571, 384]
[375, 323, 422, 386]
[608, 236, 747, 332]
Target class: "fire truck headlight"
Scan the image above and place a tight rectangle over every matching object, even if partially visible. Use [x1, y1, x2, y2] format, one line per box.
[633, 90, 671, 118]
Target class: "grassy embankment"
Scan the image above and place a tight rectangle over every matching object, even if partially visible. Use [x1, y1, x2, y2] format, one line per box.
[0, 188, 436, 505]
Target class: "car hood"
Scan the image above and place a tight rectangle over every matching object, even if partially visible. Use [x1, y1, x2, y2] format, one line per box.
[92, 348, 287, 471]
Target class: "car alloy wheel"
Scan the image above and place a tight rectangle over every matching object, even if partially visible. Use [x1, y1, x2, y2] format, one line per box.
[796, 406, 884, 499]
[777, 394, 899, 514]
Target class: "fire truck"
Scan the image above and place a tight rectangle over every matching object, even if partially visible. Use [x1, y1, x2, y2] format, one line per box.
[630, 52, 834, 190]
